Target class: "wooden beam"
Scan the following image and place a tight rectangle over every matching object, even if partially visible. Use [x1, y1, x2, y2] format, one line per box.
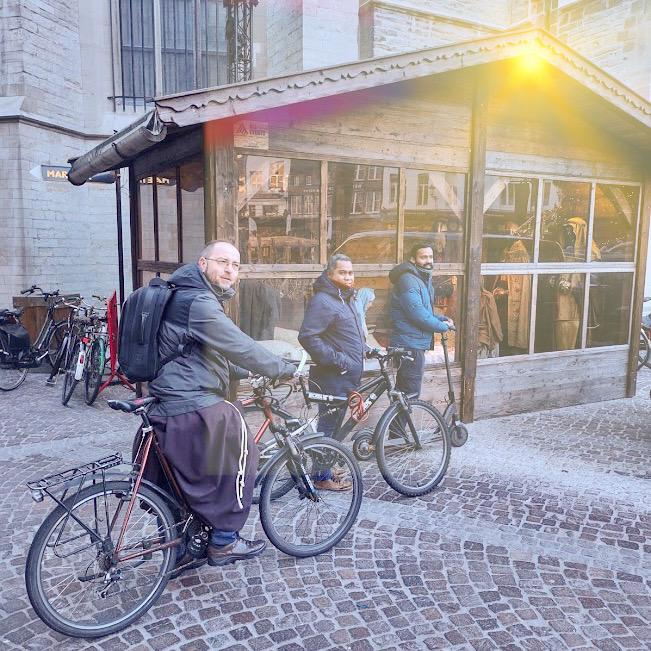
[320, 160, 328, 265]
[626, 176, 651, 397]
[460, 74, 488, 423]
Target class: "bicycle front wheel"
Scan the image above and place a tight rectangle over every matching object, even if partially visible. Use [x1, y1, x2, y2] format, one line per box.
[638, 329, 650, 370]
[61, 339, 81, 405]
[25, 480, 176, 639]
[259, 437, 362, 558]
[375, 399, 450, 497]
[85, 338, 106, 405]
[0, 362, 28, 391]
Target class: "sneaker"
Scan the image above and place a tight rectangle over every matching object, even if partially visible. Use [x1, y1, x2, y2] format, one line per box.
[206, 536, 266, 567]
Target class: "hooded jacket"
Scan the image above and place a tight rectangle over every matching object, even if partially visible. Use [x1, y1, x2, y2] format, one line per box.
[298, 272, 366, 393]
[148, 263, 294, 416]
[389, 262, 449, 350]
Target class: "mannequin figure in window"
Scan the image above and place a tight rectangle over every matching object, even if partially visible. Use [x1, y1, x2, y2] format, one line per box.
[493, 222, 531, 354]
[478, 277, 502, 359]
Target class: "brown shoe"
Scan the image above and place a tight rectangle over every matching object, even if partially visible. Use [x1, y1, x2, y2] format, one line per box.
[313, 477, 352, 491]
[207, 536, 267, 567]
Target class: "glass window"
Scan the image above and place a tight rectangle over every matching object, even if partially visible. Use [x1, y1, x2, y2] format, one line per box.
[138, 178, 156, 260]
[428, 275, 463, 364]
[237, 156, 320, 264]
[352, 276, 391, 351]
[156, 168, 179, 263]
[180, 157, 205, 262]
[479, 274, 532, 357]
[534, 274, 585, 353]
[482, 176, 537, 263]
[327, 163, 398, 263]
[587, 273, 633, 347]
[404, 170, 466, 264]
[238, 278, 313, 350]
[592, 184, 639, 262]
[539, 180, 591, 263]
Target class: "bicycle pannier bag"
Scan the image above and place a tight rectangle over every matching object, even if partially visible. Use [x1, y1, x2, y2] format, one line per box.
[118, 278, 179, 382]
[0, 323, 30, 356]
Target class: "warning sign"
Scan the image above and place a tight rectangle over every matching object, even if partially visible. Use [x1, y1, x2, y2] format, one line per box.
[233, 120, 269, 150]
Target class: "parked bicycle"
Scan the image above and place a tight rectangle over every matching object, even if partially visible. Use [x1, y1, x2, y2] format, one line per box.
[638, 297, 650, 370]
[298, 347, 451, 497]
[60, 300, 108, 406]
[0, 286, 69, 391]
[25, 380, 362, 637]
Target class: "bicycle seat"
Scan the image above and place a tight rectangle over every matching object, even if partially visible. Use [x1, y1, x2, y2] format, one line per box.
[107, 397, 158, 413]
[0, 307, 23, 319]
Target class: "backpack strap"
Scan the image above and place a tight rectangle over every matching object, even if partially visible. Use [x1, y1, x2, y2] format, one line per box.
[157, 281, 195, 369]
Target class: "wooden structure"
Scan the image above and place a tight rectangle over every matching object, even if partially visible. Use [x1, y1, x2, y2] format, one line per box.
[68, 29, 651, 420]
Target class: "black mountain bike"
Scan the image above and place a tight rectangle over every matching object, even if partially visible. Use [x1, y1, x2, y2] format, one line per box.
[25, 388, 362, 638]
[298, 347, 451, 497]
[0, 286, 68, 391]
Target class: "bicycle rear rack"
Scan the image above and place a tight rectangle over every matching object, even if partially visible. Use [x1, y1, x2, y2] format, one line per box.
[27, 452, 123, 502]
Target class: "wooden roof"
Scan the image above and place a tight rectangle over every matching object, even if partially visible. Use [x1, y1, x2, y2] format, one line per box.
[156, 28, 651, 141]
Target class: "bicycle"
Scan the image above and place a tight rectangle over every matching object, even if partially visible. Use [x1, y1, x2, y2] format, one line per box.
[298, 347, 451, 497]
[0, 286, 69, 391]
[638, 297, 650, 370]
[25, 389, 362, 638]
[60, 303, 107, 406]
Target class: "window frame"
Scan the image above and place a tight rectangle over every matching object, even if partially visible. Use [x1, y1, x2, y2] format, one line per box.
[480, 171, 641, 359]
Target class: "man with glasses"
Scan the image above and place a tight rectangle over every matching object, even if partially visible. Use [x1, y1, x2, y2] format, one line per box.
[147, 240, 296, 576]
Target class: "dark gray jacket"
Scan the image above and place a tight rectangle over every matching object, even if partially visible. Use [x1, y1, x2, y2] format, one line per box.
[148, 263, 294, 416]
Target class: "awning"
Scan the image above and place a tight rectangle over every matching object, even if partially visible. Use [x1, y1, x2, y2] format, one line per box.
[67, 111, 167, 186]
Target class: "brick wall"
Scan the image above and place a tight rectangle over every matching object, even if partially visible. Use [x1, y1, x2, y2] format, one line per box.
[267, 0, 304, 76]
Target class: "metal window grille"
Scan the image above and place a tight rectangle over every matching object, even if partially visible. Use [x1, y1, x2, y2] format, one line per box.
[116, 0, 240, 111]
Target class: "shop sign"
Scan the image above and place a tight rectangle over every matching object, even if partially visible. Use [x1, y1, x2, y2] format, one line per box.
[37, 165, 116, 184]
[234, 120, 269, 150]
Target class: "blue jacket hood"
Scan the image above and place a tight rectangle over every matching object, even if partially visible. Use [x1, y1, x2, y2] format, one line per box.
[313, 271, 355, 302]
[389, 261, 432, 286]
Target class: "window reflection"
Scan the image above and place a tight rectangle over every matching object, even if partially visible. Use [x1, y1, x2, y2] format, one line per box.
[535, 274, 585, 353]
[539, 180, 591, 263]
[328, 163, 398, 263]
[404, 170, 465, 263]
[480, 275, 531, 356]
[139, 179, 155, 260]
[593, 184, 639, 262]
[237, 156, 320, 264]
[156, 168, 179, 263]
[587, 273, 633, 347]
[180, 156, 205, 262]
[482, 176, 538, 263]
[428, 275, 462, 363]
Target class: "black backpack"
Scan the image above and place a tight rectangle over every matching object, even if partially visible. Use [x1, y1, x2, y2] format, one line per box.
[118, 278, 187, 382]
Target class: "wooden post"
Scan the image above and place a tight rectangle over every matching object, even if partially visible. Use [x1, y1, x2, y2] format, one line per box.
[460, 75, 488, 422]
[397, 167, 406, 262]
[128, 166, 140, 290]
[626, 176, 651, 397]
[320, 160, 328, 265]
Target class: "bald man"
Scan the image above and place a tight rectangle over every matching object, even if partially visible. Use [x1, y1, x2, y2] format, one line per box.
[147, 241, 296, 576]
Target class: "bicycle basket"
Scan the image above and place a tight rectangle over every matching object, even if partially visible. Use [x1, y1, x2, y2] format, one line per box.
[0, 323, 30, 355]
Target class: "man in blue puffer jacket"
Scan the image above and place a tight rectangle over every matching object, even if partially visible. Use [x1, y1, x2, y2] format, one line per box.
[299, 254, 367, 490]
[389, 242, 454, 398]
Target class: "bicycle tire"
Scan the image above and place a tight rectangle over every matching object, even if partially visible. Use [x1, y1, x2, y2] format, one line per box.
[0, 363, 28, 391]
[374, 399, 451, 497]
[46, 320, 67, 369]
[61, 338, 81, 406]
[638, 329, 650, 370]
[25, 480, 176, 639]
[259, 437, 362, 558]
[84, 338, 106, 405]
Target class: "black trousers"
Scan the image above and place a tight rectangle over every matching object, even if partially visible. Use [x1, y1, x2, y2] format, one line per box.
[395, 349, 426, 398]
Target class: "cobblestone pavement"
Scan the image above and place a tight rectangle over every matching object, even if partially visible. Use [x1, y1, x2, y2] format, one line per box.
[0, 370, 649, 650]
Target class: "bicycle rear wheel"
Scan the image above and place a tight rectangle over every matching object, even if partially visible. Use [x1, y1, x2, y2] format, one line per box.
[85, 338, 106, 405]
[46, 320, 67, 369]
[61, 339, 81, 405]
[375, 399, 450, 497]
[25, 480, 176, 639]
[259, 437, 362, 558]
[0, 362, 28, 391]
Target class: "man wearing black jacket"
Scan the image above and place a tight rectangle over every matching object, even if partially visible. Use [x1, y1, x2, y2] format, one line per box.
[298, 254, 367, 491]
